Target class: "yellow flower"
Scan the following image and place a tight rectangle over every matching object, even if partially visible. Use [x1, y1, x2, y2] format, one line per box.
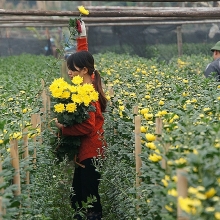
[215, 212, 220, 220]
[205, 188, 216, 199]
[156, 110, 168, 117]
[78, 5, 89, 15]
[71, 94, 82, 104]
[140, 108, 149, 114]
[148, 150, 162, 162]
[7, 148, 10, 152]
[168, 189, 178, 197]
[10, 132, 22, 140]
[195, 192, 206, 200]
[60, 90, 71, 99]
[161, 179, 168, 187]
[144, 113, 153, 120]
[193, 149, 198, 154]
[206, 207, 215, 212]
[188, 187, 198, 194]
[0, 139, 3, 144]
[145, 133, 156, 142]
[119, 105, 125, 111]
[141, 126, 148, 133]
[183, 79, 188, 83]
[145, 142, 156, 150]
[175, 158, 187, 165]
[172, 176, 178, 182]
[158, 100, 164, 106]
[54, 103, 65, 113]
[165, 205, 173, 212]
[182, 92, 189, 97]
[178, 197, 201, 214]
[72, 75, 83, 85]
[65, 103, 77, 113]
[145, 95, 151, 99]
[203, 107, 211, 112]
[22, 108, 27, 113]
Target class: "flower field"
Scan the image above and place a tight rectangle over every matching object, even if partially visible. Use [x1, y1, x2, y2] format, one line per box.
[0, 52, 220, 219]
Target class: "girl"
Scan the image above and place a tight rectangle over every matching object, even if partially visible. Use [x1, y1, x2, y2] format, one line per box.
[55, 21, 107, 220]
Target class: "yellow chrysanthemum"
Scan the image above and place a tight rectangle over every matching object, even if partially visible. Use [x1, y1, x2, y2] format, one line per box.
[83, 95, 92, 106]
[144, 113, 153, 120]
[215, 212, 220, 220]
[72, 75, 83, 85]
[168, 189, 178, 197]
[148, 153, 162, 162]
[54, 103, 65, 113]
[145, 142, 156, 150]
[71, 94, 83, 104]
[78, 5, 89, 15]
[0, 139, 3, 144]
[205, 188, 216, 199]
[141, 126, 148, 133]
[165, 205, 173, 212]
[10, 132, 22, 140]
[60, 90, 71, 99]
[90, 91, 99, 101]
[65, 103, 77, 113]
[145, 133, 156, 142]
[140, 108, 149, 114]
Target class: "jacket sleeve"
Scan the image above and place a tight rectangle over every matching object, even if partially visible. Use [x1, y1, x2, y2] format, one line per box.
[62, 110, 95, 136]
[77, 37, 88, 52]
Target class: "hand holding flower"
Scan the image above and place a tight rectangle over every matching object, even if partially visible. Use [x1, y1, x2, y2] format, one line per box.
[55, 118, 63, 130]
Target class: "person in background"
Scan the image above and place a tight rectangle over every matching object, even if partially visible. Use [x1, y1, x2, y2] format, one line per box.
[204, 41, 220, 81]
[55, 20, 107, 220]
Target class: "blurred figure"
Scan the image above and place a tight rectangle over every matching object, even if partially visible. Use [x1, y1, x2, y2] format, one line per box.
[204, 41, 220, 81]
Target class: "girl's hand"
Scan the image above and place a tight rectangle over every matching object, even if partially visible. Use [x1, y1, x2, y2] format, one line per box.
[55, 118, 63, 130]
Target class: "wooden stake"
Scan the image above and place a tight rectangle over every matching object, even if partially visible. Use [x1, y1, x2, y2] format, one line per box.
[31, 114, 39, 164]
[155, 117, 167, 169]
[0, 197, 3, 220]
[0, 159, 5, 218]
[22, 128, 29, 185]
[10, 139, 21, 196]
[177, 169, 188, 220]
[41, 79, 47, 115]
[135, 115, 142, 188]
[177, 26, 183, 57]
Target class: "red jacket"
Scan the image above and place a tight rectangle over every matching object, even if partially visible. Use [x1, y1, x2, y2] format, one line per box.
[62, 37, 106, 163]
[62, 101, 105, 162]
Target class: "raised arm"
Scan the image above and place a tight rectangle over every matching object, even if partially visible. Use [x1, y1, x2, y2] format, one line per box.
[77, 20, 88, 52]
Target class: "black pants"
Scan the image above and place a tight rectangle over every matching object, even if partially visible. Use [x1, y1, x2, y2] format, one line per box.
[70, 158, 102, 219]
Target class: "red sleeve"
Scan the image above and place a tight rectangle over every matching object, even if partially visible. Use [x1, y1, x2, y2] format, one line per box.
[77, 37, 88, 52]
[62, 110, 95, 136]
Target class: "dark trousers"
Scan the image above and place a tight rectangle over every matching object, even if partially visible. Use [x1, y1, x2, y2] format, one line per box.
[71, 158, 102, 219]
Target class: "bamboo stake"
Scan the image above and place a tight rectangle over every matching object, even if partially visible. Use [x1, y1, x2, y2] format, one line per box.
[41, 79, 47, 114]
[177, 26, 183, 57]
[22, 128, 29, 185]
[10, 139, 21, 196]
[0, 159, 5, 218]
[155, 117, 166, 169]
[177, 169, 189, 220]
[135, 114, 142, 188]
[0, 197, 2, 220]
[31, 114, 39, 164]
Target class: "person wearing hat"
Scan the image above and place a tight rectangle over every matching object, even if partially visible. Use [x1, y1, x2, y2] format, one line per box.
[204, 41, 220, 81]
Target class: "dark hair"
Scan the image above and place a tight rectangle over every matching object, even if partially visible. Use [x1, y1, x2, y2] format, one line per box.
[67, 51, 107, 112]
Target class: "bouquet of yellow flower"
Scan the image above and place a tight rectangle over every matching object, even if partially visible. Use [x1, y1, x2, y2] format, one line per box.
[49, 75, 99, 160]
